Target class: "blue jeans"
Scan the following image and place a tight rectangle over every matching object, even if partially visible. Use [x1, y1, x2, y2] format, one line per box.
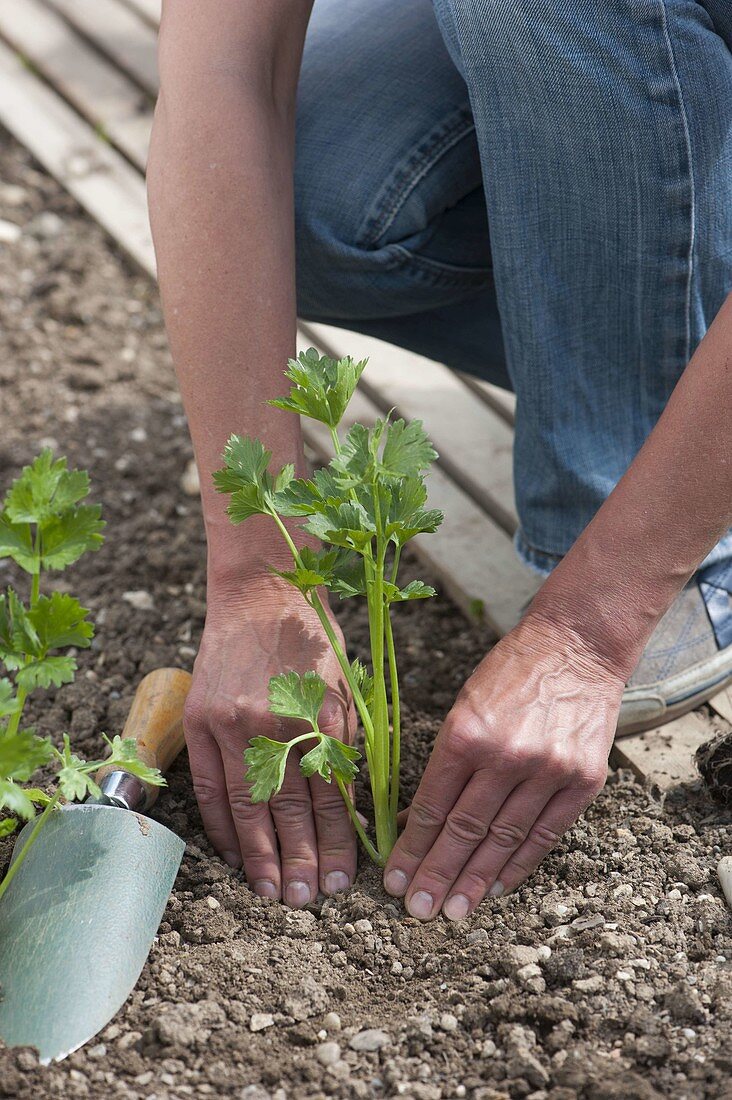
[294, 0, 732, 641]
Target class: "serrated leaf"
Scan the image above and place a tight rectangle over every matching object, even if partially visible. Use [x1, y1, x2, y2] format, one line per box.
[384, 476, 443, 546]
[57, 766, 94, 802]
[0, 513, 36, 572]
[243, 736, 291, 802]
[388, 579, 437, 602]
[300, 735, 360, 785]
[27, 592, 94, 651]
[380, 419, 438, 479]
[0, 589, 39, 666]
[0, 817, 17, 837]
[226, 483, 270, 523]
[268, 670, 327, 728]
[41, 504, 105, 569]
[268, 348, 367, 429]
[0, 679, 19, 719]
[330, 422, 373, 486]
[350, 659, 374, 707]
[3, 451, 81, 524]
[214, 436, 272, 493]
[101, 734, 166, 787]
[0, 779, 36, 820]
[304, 501, 374, 552]
[0, 728, 52, 781]
[330, 553, 368, 599]
[16, 654, 76, 691]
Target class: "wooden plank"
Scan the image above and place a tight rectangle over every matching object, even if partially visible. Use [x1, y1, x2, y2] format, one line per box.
[45, 0, 159, 96]
[0, 0, 151, 170]
[459, 372, 516, 426]
[0, 41, 155, 275]
[610, 711, 712, 789]
[710, 686, 732, 725]
[118, 0, 161, 28]
[302, 323, 518, 535]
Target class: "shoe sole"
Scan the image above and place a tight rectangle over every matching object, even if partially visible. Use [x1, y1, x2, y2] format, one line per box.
[617, 667, 732, 738]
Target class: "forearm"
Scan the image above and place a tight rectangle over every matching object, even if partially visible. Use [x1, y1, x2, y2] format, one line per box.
[148, 2, 312, 586]
[533, 293, 732, 678]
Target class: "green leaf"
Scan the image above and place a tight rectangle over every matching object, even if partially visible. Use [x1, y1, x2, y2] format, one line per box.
[57, 765, 94, 802]
[300, 735, 360, 786]
[213, 437, 272, 494]
[385, 579, 437, 602]
[27, 592, 94, 651]
[330, 422, 374, 487]
[271, 546, 350, 596]
[380, 419, 438, 479]
[16, 654, 77, 691]
[0, 817, 18, 838]
[0, 513, 36, 572]
[329, 553, 368, 599]
[350, 659, 374, 707]
[101, 734, 166, 787]
[268, 348, 367, 429]
[0, 589, 39, 667]
[0, 728, 52, 781]
[40, 504, 105, 569]
[304, 501, 375, 552]
[0, 779, 36, 820]
[243, 736, 292, 802]
[384, 476, 443, 546]
[226, 483, 270, 524]
[4, 450, 90, 525]
[268, 670, 327, 728]
[0, 679, 19, 719]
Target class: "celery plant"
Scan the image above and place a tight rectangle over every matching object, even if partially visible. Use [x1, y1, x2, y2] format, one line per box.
[0, 451, 163, 900]
[214, 350, 443, 863]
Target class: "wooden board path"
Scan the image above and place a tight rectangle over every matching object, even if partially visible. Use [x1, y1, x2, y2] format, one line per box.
[0, 0, 718, 786]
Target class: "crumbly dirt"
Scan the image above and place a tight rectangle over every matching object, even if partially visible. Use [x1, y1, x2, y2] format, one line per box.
[1, 130, 732, 1100]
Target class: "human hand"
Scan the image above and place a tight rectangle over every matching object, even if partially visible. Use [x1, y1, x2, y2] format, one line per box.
[184, 572, 356, 906]
[383, 614, 624, 920]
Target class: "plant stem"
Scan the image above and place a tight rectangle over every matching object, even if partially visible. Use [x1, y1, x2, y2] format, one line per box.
[0, 790, 62, 902]
[335, 775, 383, 865]
[385, 607, 401, 823]
[368, 486, 395, 859]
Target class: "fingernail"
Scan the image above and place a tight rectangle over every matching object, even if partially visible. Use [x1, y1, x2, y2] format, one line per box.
[285, 880, 311, 907]
[222, 850, 242, 868]
[384, 869, 409, 897]
[443, 893, 470, 921]
[407, 890, 434, 920]
[324, 871, 350, 894]
[489, 881, 505, 898]
[253, 879, 278, 899]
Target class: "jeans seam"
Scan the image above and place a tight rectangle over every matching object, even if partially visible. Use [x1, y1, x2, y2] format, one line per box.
[357, 107, 477, 249]
[659, 0, 696, 365]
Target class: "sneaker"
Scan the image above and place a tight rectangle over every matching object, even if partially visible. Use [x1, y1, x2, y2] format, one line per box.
[618, 561, 732, 737]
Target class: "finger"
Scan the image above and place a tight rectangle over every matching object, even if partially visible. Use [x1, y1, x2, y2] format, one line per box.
[401, 769, 516, 920]
[490, 786, 597, 896]
[269, 747, 319, 908]
[440, 780, 560, 920]
[220, 745, 282, 900]
[310, 773, 357, 895]
[396, 806, 410, 830]
[383, 745, 472, 899]
[185, 722, 242, 870]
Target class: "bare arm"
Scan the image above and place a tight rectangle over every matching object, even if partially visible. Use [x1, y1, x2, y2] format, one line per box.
[148, 1, 358, 906]
[148, 0, 313, 586]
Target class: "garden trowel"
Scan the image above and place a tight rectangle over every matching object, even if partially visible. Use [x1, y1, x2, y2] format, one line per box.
[0, 667, 192, 1063]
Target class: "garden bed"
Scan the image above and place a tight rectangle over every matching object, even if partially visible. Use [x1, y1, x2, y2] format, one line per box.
[1, 132, 732, 1100]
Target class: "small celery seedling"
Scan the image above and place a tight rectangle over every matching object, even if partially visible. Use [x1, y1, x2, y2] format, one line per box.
[214, 349, 443, 863]
[0, 451, 164, 901]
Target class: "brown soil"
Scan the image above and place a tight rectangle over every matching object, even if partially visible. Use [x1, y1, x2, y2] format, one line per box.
[1, 130, 732, 1100]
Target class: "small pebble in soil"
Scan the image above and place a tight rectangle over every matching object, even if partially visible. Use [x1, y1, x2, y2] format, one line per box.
[349, 1029, 391, 1052]
[250, 1013, 275, 1033]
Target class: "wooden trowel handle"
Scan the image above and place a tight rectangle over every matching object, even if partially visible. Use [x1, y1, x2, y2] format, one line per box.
[96, 668, 192, 810]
